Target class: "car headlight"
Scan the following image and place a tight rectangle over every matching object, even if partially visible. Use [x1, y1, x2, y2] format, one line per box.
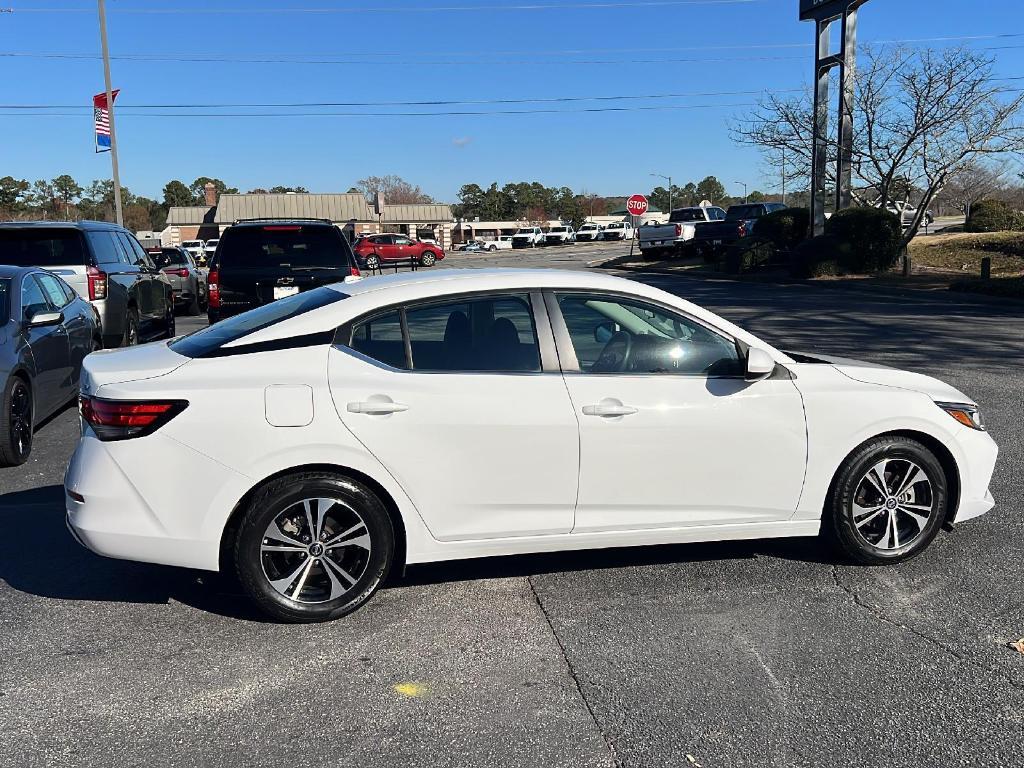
[936, 401, 985, 431]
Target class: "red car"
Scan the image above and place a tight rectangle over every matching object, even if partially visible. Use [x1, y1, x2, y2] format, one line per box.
[353, 234, 445, 270]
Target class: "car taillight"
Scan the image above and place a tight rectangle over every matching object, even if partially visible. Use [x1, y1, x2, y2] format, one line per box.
[87, 265, 107, 301]
[674, 224, 682, 237]
[79, 396, 188, 441]
[208, 269, 220, 308]
[349, 264, 361, 277]
[737, 222, 748, 237]
[163, 267, 189, 278]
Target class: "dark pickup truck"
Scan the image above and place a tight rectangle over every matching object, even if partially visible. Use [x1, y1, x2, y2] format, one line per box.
[692, 202, 787, 256]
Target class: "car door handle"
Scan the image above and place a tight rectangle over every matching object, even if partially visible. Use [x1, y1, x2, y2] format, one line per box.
[582, 402, 637, 417]
[347, 400, 409, 415]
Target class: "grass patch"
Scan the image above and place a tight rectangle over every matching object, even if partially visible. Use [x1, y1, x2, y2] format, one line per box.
[910, 231, 1024, 276]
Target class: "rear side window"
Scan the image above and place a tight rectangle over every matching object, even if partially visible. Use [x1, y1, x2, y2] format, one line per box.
[170, 286, 347, 358]
[349, 311, 406, 369]
[0, 229, 86, 267]
[218, 225, 355, 270]
[0, 279, 10, 321]
[87, 232, 127, 266]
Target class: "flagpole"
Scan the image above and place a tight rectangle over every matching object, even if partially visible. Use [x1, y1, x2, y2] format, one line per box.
[97, 0, 123, 227]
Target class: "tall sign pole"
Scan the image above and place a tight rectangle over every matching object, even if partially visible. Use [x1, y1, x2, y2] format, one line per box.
[800, 0, 870, 236]
[97, 0, 123, 227]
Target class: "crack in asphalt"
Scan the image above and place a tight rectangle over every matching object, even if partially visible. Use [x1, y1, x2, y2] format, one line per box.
[830, 565, 1024, 692]
[527, 576, 622, 768]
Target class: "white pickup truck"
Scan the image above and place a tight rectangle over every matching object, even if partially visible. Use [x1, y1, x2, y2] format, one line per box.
[544, 225, 576, 245]
[601, 221, 634, 241]
[639, 206, 726, 259]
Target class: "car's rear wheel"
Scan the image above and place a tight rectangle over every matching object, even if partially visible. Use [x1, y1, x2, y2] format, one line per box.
[163, 300, 176, 338]
[828, 436, 947, 564]
[122, 308, 140, 347]
[420, 251, 437, 267]
[233, 472, 395, 623]
[0, 375, 33, 467]
[365, 254, 381, 270]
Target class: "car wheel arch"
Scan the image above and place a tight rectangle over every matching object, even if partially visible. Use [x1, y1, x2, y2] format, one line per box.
[218, 462, 408, 577]
[823, 429, 961, 528]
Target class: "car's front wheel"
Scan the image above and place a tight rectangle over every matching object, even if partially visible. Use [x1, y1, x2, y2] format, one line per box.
[233, 472, 395, 623]
[0, 375, 33, 467]
[420, 251, 437, 266]
[828, 436, 948, 564]
[365, 254, 381, 270]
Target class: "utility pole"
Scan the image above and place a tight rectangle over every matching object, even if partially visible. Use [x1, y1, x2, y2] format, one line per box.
[735, 181, 748, 203]
[650, 172, 672, 214]
[781, 148, 787, 205]
[97, 0, 123, 226]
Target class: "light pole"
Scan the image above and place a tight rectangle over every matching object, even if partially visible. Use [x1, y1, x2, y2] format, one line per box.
[650, 173, 672, 214]
[735, 181, 748, 203]
[97, 0, 123, 226]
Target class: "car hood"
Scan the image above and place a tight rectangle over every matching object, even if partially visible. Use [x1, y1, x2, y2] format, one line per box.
[81, 341, 190, 391]
[795, 352, 973, 404]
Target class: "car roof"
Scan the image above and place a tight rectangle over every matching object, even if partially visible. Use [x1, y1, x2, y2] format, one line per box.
[229, 218, 335, 228]
[0, 265, 39, 279]
[337, 267, 643, 298]
[0, 219, 126, 232]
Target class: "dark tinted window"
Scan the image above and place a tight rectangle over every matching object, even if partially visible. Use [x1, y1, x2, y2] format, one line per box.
[556, 294, 741, 376]
[151, 248, 187, 268]
[21, 276, 51, 319]
[726, 205, 767, 220]
[349, 311, 406, 369]
[0, 229, 87, 267]
[115, 233, 142, 265]
[35, 272, 71, 309]
[669, 209, 708, 223]
[405, 294, 539, 372]
[123, 234, 154, 268]
[86, 231, 127, 265]
[170, 286, 347, 358]
[218, 225, 355, 270]
[57, 275, 78, 303]
[0, 279, 10, 321]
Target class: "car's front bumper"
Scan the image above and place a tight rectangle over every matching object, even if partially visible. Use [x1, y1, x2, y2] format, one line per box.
[950, 425, 999, 525]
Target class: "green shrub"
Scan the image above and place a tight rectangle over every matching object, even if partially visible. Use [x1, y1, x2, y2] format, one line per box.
[728, 237, 775, 273]
[966, 200, 1024, 233]
[790, 235, 842, 279]
[824, 207, 902, 273]
[754, 207, 810, 250]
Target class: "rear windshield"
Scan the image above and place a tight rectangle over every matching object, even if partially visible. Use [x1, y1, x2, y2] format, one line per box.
[669, 209, 706, 223]
[150, 248, 187, 268]
[0, 229, 86, 267]
[726, 205, 766, 220]
[0, 279, 9, 321]
[217, 225, 354, 270]
[169, 286, 348, 358]
[182, 241, 203, 248]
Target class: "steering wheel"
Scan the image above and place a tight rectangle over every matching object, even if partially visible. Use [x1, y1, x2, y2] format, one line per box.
[592, 331, 632, 373]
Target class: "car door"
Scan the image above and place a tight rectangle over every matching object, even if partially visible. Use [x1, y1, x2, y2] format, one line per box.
[118, 233, 163, 333]
[20, 274, 70, 417]
[549, 291, 807, 533]
[329, 291, 579, 542]
[369, 235, 395, 262]
[393, 236, 415, 263]
[34, 271, 83, 399]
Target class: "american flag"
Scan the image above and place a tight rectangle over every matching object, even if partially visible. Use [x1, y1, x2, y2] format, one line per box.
[92, 89, 118, 152]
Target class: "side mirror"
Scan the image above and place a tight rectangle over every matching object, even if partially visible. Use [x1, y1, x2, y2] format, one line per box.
[27, 310, 63, 328]
[745, 347, 775, 380]
[594, 321, 616, 344]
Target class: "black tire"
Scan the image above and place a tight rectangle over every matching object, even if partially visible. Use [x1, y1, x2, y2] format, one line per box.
[163, 300, 176, 339]
[420, 251, 437, 267]
[232, 472, 395, 623]
[365, 254, 381, 270]
[199, 285, 209, 313]
[0, 375, 33, 467]
[827, 436, 948, 565]
[488, 245, 497, 252]
[187, 282, 202, 316]
[122, 307, 140, 347]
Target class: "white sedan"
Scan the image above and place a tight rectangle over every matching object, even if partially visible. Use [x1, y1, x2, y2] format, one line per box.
[66, 269, 998, 622]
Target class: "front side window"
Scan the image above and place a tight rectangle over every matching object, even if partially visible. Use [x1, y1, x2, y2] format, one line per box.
[556, 294, 741, 376]
[21, 276, 51, 320]
[0, 279, 11, 321]
[35, 272, 72, 309]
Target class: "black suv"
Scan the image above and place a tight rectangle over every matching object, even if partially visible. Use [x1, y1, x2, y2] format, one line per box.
[207, 219, 361, 324]
[0, 221, 175, 347]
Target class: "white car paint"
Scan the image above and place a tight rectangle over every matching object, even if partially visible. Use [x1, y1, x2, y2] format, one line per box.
[511, 227, 545, 248]
[66, 269, 998, 577]
[602, 221, 634, 241]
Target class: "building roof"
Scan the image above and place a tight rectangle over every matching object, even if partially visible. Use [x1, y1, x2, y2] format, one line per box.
[381, 203, 453, 223]
[166, 206, 216, 225]
[608, 204, 663, 216]
[214, 193, 373, 225]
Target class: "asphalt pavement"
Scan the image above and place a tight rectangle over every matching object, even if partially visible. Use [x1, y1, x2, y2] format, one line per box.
[1, 243, 1021, 768]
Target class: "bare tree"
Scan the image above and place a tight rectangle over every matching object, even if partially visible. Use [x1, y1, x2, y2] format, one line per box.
[938, 162, 1007, 217]
[356, 175, 433, 205]
[733, 46, 1024, 245]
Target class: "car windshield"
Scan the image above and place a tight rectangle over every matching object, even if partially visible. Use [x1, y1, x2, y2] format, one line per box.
[217, 225, 354, 270]
[550, 227, 567, 233]
[0, 278, 9, 321]
[206, 240, 219, 246]
[150, 248, 187, 268]
[515, 229, 534, 235]
[169, 286, 348, 358]
[183, 241, 202, 248]
[0, 228, 87, 267]
[726, 205, 766, 220]
[670, 209, 706, 222]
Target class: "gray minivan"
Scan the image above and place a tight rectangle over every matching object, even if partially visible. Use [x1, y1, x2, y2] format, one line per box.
[0, 221, 175, 348]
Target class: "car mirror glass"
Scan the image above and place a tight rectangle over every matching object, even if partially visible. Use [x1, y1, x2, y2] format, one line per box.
[27, 309, 63, 328]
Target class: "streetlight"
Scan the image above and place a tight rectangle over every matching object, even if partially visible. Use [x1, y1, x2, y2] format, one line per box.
[650, 173, 672, 214]
[735, 181, 748, 204]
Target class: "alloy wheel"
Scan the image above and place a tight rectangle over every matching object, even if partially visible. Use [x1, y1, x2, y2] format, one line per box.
[260, 497, 372, 604]
[9, 380, 32, 459]
[851, 458, 935, 551]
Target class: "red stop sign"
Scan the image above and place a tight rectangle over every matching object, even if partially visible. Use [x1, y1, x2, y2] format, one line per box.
[626, 194, 649, 217]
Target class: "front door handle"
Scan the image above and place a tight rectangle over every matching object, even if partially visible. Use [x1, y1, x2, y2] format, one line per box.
[582, 400, 637, 418]
[347, 400, 409, 415]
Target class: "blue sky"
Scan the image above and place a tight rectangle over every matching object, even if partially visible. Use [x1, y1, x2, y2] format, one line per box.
[1, 0, 1021, 202]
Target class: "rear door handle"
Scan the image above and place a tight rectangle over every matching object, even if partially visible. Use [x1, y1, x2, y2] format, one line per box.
[347, 400, 409, 415]
[582, 401, 637, 418]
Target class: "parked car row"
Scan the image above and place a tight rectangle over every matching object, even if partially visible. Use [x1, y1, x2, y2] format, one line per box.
[638, 203, 789, 260]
